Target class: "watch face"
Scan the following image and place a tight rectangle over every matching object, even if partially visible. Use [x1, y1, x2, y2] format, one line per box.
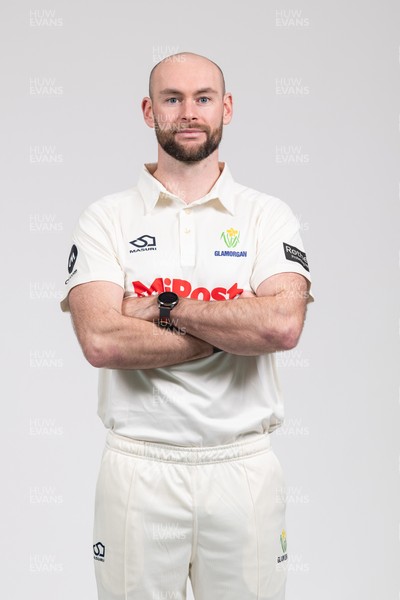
[158, 291, 179, 307]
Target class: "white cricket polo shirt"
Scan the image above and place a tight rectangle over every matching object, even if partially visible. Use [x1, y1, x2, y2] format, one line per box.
[61, 162, 313, 446]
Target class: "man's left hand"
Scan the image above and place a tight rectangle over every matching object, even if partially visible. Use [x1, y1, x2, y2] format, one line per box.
[121, 295, 158, 322]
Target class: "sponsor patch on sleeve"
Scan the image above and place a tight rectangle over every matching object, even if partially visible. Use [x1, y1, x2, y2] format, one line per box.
[68, 244, 78, 274]
[283, 243, 309, 272]
[65, 244, 78, 284]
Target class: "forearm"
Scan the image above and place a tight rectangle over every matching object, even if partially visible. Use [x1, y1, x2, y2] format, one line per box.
[80, 313, 213, 369]
[173, 295, 303, 355]
[68, 281, 214, 369]
[120, 273, 309, 356]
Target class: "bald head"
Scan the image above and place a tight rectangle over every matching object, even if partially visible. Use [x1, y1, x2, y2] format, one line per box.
[148, 52, 226, 100]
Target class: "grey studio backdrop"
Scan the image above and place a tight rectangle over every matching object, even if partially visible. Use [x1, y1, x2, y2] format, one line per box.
[2, 1, 399, 599]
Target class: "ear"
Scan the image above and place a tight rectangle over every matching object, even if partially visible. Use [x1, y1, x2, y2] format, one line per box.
[141, 97, 155, 129]
[222, 92, 233, 125]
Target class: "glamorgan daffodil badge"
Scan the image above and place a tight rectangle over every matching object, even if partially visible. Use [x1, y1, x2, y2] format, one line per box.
[280, 529, 287, 554]
[220, 227, 240, 249]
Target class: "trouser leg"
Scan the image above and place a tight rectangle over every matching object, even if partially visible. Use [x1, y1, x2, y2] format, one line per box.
[93, 445, 193, 600]
[189, 449, 287, 600]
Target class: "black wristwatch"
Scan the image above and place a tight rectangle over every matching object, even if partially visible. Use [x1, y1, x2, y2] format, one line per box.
[157, 292, 179, 328]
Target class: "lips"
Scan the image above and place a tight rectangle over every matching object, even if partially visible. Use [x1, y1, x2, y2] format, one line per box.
[176, 129, 204, 134]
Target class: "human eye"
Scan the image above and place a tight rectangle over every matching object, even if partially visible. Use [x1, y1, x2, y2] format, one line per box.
[166, 97, 179, 104]
[197, 96, 211, 104]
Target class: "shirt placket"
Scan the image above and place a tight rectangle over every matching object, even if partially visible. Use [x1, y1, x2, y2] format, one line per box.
[179, 207, 196, 267]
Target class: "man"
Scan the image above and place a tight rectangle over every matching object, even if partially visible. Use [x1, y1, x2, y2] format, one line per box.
[61, 52, 313, 600]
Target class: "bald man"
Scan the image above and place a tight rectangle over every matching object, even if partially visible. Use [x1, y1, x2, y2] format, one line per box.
[61, 52, 313, 600]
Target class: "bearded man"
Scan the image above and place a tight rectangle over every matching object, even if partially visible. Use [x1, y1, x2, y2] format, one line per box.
[61, 51, 314, 600]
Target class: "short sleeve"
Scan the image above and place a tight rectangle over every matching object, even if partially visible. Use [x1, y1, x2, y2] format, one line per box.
[250, 197, 314, 302]
[60, 202, 125, 312]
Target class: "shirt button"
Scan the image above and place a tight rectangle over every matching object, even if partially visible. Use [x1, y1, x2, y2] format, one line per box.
[184, 228, 191, 234]
[184, 208, 192, 214]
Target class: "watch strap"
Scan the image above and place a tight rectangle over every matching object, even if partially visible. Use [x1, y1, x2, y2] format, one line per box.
[159, 305, 171, 327]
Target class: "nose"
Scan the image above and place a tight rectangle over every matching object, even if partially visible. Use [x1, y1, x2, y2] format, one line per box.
[180, 98, 198, 122]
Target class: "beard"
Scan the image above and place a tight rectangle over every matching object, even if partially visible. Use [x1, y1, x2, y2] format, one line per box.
[154, 118, 223, 163]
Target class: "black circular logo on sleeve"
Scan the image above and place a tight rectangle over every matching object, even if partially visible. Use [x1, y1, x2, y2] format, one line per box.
[68, 244, 78, 274]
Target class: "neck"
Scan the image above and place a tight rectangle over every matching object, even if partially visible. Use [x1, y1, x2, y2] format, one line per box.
[151, 148, 223, 204]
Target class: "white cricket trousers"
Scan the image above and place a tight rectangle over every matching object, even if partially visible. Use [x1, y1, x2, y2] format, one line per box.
[93, 430, 288, 600]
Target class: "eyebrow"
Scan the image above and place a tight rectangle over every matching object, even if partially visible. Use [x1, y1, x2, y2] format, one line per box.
[158, 87, 219, 96]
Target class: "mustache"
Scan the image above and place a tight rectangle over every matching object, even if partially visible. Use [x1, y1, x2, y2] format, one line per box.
[172, 124, 209, 133]
[153, 117, 210, 134]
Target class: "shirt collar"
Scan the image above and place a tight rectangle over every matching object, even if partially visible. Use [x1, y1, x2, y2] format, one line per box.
[137, 161, 236, 215]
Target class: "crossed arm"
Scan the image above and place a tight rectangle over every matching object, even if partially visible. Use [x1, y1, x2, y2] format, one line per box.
[68, 272, 310, 369]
